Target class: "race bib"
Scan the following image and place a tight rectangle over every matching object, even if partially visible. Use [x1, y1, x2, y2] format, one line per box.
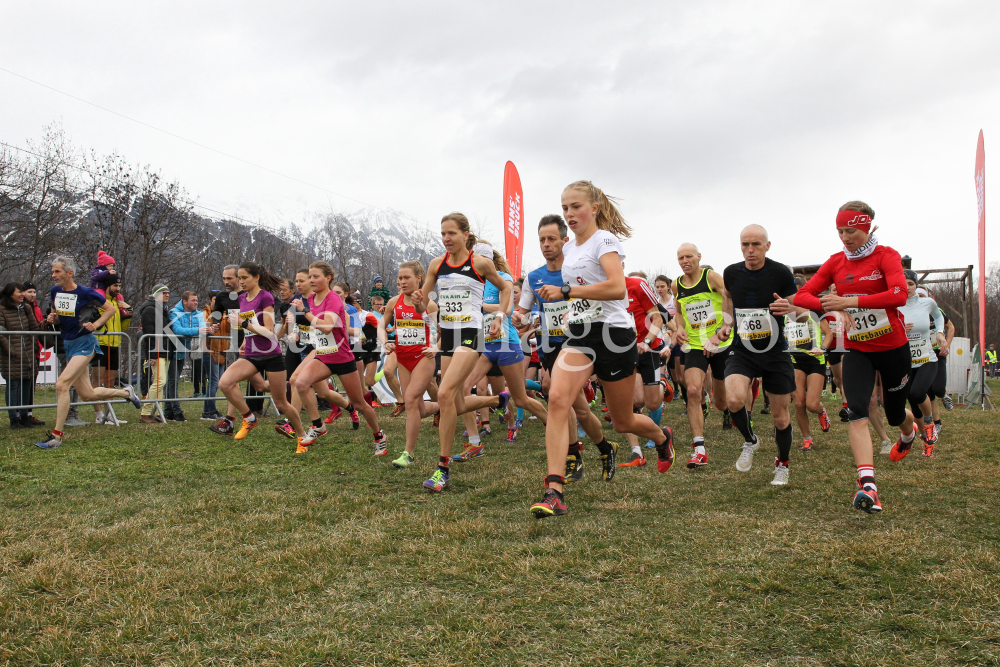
[439, 288, 473, 325]
[735, 308, 773, 341]
[543, 301, 568, 337]
[54, 292, 78, 317]
[313, 331, 339, 356]
[239, 311, 257, 336]
[298, 325, 314, 346]
[483, 312, 503, 343]
[567, 298, 603, 324]
[684, 299, 715, 330]
[908, 332, 932, 367]
[396, 319, 427, 346]
[845, 306, 891, 342]
[784, 321, 811, 348]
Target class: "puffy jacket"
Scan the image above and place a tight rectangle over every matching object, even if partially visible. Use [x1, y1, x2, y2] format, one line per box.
[138, 298, 175, 359]
[169, 301, 206, 359]
[0, 302, 42, 380]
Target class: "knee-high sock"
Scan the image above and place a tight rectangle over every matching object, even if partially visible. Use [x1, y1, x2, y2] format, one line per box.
[649, 406, 662, 426]
[525, 379, 542, 392]
[775, 424, 792, 463]
[731, 406, 755, 443]
[516, 407, 524, 421]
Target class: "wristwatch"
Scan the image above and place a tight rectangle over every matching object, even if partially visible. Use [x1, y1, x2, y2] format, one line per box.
[643, 338, 652, 346]
[561, 284, 572, 298]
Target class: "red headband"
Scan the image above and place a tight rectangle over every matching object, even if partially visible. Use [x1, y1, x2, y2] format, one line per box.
[836, 210, 871, 232]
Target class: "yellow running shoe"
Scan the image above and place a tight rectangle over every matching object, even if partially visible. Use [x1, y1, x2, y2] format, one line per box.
[234, 417, 258, 440]
[295, 438, 310, 454]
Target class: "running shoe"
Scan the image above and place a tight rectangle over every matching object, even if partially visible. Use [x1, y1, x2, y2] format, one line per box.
[888, 436, 913, 462]
[686, 451, 708, 469]
[838, 406, 850, 422]
[515, 418, 523, 429]
[478, 425, 492, 438]
[423, 467, 448, 492]
[760, 405, 771, 415]
[391, 451, 415, 469]
[234, 417, 258, 440]
[619, 451, 646, 467]
[295, 438, 311, 454]
[770, 462, 790, 486]
[735, 435, 759, 472]
[530, 488, 568, 518]
[600, 441, 618, 481]
[880, 439, 892, 455]
[934, 422, 942, 438]
[577, 425, 586, 440]
[349, 406, 360, 430]
[655, 427, 675, 473]
[565, 452, 583, 484]
[451, 443, 484, 462]
[603, 413, 613, 424]
[663, 380, 674, 403]
[801, 437, 813, 452]
[584, 380, 596, 403]
[34, 433, 62, 449]
[363, 391, 376, 409]
[200, 412, 221, 421]
[921, 423, 938, 445]
[722, 411, 733, 431]
[942, 395, 954, 411]
[275, 421, 295, 439]
[389, 403, 406, 418]
[506, 426, 519, 442]
[922, 443, 935, 457]
[818, 409, 831, 432]
[373, 431, 388, 457]
[325, 405, 343, 424]
[433, 413, 440, 428]
[123, 384, 142, 409]
[210, 418, 234, 436]
[853, 484, 882, 513]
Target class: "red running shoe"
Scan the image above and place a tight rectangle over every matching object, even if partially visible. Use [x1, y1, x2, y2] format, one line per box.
[818, 409, 831, 432]
[656, 427, 675, 473]
[584, 381, 596, 403]
[325, 405, 343, 424]
[686, 450, 708, 469]
[889, 435, 914, 462]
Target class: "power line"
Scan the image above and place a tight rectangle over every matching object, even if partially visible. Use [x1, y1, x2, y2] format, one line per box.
[0, 65, 423, 225]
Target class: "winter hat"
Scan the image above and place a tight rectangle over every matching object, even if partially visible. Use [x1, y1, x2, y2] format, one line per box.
[97, 251, 116, 266]
[373, 275, 384, 284]
[150, 284, 170, 297]
[21, 281, 36, 291]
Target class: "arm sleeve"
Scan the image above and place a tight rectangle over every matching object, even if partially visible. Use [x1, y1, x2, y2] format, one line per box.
[857, 249, 908, 309]
[794, 260, 835, 311]
[930, 301, 945, 334]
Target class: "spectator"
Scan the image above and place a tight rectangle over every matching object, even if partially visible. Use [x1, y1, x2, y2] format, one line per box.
[164, 291, 208, 421]
[0, 283, 42, 430]
[90, 251, 125, 303]
[202, 290, 226, 421]
[91, 275, 132, 424]
[988, 344, 997, 378]
[137, 284, 174, 424]
[19, 281, 45, 427]
[369, 275, 391, 307]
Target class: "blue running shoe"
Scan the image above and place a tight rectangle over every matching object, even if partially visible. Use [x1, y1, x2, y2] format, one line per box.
[577, 425, 586, 440]
[423, 467, 449, 492]
[452, 443, 484, 462]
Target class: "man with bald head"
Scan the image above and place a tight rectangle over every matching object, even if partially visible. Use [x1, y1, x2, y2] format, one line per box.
[673, 242, 732, 468]
[715, 224, 798, 486]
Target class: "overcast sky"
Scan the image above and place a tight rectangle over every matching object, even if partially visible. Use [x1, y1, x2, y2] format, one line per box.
[3, 1, 999, 278]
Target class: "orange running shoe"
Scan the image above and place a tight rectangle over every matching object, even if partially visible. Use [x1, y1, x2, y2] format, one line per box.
[801, 437, 813, 451]
[234, 417, 258, 440]
[818, 409, 831, 432]
[663, 380, 675, 403]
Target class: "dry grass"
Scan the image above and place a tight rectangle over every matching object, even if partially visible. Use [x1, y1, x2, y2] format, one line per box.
[2, 385, 999, 666]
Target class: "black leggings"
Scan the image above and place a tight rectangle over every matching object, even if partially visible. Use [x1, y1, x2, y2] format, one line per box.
[907, 362, 938, 419]
[842, 345, 911, 426]
[926, 352, 947, 401]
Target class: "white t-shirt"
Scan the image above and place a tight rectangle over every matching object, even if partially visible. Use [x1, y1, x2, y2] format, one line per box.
[561, 229, 631, 328]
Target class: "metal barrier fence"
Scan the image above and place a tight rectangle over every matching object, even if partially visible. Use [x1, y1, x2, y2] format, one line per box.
[0, 331, 277, 426]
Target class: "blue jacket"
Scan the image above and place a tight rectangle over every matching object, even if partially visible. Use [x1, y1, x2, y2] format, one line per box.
[169, 301, 206, 359]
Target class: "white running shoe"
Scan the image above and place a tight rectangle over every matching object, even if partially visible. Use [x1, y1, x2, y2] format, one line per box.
[735, 436, 759, 473]
[770, 463, 789, 486]
[95, 411, 105, 424]
[880, 440, 892, 455]
[933, 422, 942, 437]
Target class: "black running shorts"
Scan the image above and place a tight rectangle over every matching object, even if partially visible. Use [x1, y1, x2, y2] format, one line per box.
[790, 353, 826, 377]
[562, 323, 637, 383]
[439, 327, 480, 357]
[247, 354, 286, 374]
[636, 349, 664, 385]
[684, 347, 728, 379]
[724, 349, 796, 395]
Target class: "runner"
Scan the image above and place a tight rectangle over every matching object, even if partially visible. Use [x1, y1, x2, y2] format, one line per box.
[452, 242, 549, 462]
[654, 274, 683, 405]
[529, 181, 673, 518]
[924, 288, 956, 435]
[290, 262, 387, 454]
[378, 260, 440, 468]
[717, 225, 797, 485]
[413, 213, 514, 493]
[785, 307, 832, 451]
[216, 262, 310, 447]
[792, 201, 914, 513]
[823, 283, 850, 422]
[34, 257, 141, 449]
[899, 271, 948, 456]
[619, 271, 668, 467]
[672, 243, 732, 468]
[91, 276, 132, 424]
[514, 214, 614, 486]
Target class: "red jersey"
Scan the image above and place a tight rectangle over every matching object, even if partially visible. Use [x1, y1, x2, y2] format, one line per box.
[392, 297, 431, 350]
[795, 245, 907, 352]
[626, 276, 665, 348]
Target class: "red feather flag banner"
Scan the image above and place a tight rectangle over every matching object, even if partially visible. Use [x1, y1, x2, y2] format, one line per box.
[975, 131, 986, 365]
[503, 161, 524, 279]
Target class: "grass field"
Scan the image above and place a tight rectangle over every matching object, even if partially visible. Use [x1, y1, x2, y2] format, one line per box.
[2, 383, 999, 666]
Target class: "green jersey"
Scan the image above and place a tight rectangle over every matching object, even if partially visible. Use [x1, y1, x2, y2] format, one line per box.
[675, 268, 731, 352]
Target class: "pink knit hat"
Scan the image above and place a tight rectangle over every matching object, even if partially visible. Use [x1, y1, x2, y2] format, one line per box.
[97, 250, 116, 266]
